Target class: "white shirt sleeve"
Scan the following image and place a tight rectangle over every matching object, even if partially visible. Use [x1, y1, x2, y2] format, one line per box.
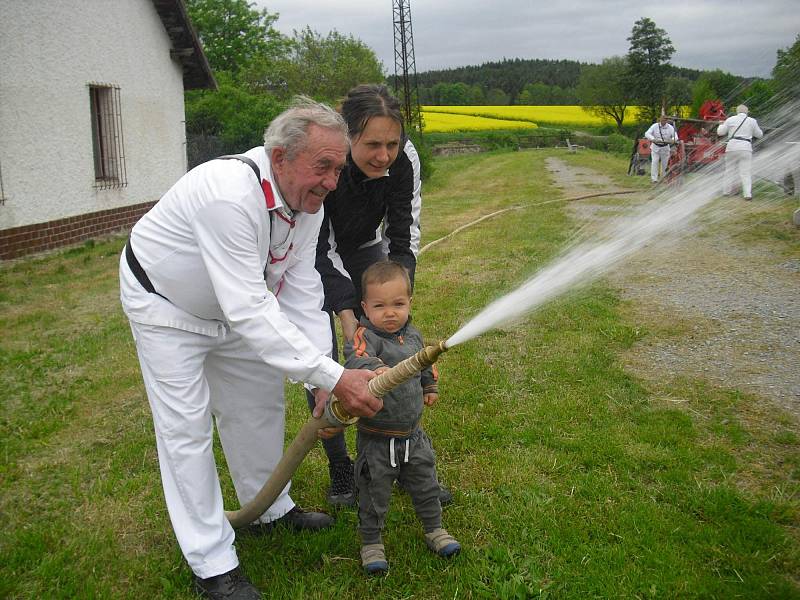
[191, 200, 343, 391]
[751, 119, 764, 139]
[405, 140, 423, 257]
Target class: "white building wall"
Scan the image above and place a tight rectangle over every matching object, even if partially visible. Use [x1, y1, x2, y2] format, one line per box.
[0, 0, 188, 230]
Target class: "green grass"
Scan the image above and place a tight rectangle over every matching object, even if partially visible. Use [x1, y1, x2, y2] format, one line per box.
[1, 150, 798, 599]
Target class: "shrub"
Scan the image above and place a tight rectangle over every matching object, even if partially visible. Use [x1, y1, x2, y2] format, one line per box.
[607, 133, 633, 154]
[408, 131, 435, 181]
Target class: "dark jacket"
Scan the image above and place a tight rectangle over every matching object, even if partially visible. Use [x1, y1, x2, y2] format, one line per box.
[315, 142, 420, 314]
[343, 316, 438, 438]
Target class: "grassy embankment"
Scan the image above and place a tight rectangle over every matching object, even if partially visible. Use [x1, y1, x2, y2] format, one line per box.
[1, 149, 798, 598]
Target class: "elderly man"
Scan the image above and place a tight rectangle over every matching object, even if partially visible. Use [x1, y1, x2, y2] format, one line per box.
[644, 114, 678, 183]
[717, 104, 764, 200]
[119, 97, 381, 599]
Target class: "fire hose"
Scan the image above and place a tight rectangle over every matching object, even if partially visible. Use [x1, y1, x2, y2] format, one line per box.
[225, 341, 449, 528]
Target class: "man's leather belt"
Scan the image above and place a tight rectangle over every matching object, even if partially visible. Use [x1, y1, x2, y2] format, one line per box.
[653, 142, 668, 147]
[732, 136, 751, 142]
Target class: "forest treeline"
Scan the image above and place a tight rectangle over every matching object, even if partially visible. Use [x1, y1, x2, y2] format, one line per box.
[389, 58, 707, 106]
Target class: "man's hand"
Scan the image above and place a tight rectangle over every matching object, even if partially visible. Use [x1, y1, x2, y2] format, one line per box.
[337, 309, 358, 343]
[332, 368, 382, 417]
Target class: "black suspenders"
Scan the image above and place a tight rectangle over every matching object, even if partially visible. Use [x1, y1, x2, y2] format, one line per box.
[125, 155, 263, 299]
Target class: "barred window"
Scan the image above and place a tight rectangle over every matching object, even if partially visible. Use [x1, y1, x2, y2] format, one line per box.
[89, 83, 127, 189]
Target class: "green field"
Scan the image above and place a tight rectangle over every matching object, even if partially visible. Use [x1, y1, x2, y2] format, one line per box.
[1, 149, 798, 599]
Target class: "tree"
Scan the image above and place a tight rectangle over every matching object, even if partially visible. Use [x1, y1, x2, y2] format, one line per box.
[467, 84, 486, 105]
[772, 34, 800, 96]
[516, 84, 539, 105]
[184, 72, 283, 164]
[485, 88, 509, 105]
[577, 56, 634, 130]
[186, 0, 287, 75]
[689, 69, 743, 116]
[427, 82, 474, 105]
[244, 27, 384, 102]
[741, 79, 776, 116]
[626, 17, 675, 121]
[664, 76, 692, 117]
[517, 83, 576, 105]
[689, 77, 717, 117]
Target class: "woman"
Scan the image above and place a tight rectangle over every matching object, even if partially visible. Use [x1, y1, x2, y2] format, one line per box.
[309, 84, 450, 508]
[316, 84, 420, 341]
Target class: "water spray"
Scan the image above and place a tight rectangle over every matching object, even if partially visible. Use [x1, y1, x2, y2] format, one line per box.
[227, 95, 800, 528]
[225, 341, 449, 528]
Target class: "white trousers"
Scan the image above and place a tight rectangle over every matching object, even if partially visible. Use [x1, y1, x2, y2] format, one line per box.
[723, 150, 753, 198]
[650, 146, 671, 182]
[129, 320, 295, 578]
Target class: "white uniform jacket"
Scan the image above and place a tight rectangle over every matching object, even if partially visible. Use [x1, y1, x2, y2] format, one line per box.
[121, 146, 343, 392]
[644, 122, 677, 148]
[717, 113, 764, 153]
[383, 139, 423, 257]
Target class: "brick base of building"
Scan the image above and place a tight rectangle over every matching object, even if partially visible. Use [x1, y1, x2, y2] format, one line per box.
[0, 201, 157, 260]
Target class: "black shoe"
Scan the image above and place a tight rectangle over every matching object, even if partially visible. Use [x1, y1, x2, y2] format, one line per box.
[327, 459, 356, 507]
[274, 506, 334, 531]
[194, 567, 261, 599]
[242, 506, 334, 536]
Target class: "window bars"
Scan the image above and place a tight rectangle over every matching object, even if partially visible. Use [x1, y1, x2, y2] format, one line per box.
[89, 83, 127, 189]
[0, 159, 6, 205]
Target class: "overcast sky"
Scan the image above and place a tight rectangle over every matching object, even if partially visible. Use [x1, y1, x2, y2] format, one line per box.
[255, 1, 799, 78]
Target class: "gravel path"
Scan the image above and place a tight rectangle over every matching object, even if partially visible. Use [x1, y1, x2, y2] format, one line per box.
[545, 157, 800, 420]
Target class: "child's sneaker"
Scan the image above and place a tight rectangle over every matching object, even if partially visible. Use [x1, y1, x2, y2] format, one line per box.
[424, 528, 461, 558]
[360, 543, 389, 575]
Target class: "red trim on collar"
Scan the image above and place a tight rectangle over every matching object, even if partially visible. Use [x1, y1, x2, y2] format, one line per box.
[261, 179, 276, 209]
[274, 210, 295, 227]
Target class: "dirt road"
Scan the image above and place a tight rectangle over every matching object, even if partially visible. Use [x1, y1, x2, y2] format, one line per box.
[545, 156, 799, 420]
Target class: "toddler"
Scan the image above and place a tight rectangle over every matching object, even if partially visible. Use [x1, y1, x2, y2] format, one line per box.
[343, 260, 460, 575]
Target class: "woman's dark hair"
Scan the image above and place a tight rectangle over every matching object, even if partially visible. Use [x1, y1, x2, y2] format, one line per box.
[340, 84, 405, 141]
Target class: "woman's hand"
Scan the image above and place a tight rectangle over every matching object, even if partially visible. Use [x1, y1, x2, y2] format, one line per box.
[337, 309, 358, 343]
[423, 392, 438, 407]
[312, 387, 346, 439]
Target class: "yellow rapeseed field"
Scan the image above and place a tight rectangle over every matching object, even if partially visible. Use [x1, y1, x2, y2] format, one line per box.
[421, 105, 628, 132]
[422, 111, 538, 133]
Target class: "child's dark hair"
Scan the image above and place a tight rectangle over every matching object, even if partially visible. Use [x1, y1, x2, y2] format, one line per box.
[340, 84, 405, 142]
[361, 260, 412, 298]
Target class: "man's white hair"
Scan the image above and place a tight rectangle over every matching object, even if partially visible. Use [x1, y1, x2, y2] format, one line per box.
[263, 96, 348, 160]
[737, 104, 749, 114]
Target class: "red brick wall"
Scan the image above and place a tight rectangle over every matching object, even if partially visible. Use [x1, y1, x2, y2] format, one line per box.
[0, 201, 157, 260]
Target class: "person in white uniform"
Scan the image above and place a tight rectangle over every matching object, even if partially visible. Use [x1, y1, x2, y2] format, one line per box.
[644, 114, 678, 183]
[717, 104, 764, 200]
[119, 97, 382, 600]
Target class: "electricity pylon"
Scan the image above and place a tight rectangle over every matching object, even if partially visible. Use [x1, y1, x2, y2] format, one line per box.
[392, 0, 423, 134]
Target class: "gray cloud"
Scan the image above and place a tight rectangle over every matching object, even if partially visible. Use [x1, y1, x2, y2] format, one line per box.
[257, 1, 798, 77]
